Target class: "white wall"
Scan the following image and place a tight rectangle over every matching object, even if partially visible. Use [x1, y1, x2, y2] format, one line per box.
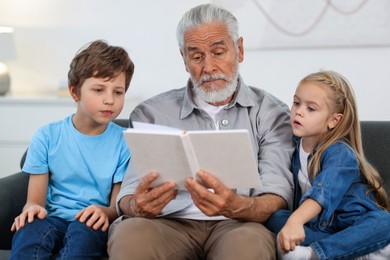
[1, 0, 389, 120]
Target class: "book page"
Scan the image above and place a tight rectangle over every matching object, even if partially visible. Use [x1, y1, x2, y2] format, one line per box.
[124, 129, 193, 189]
[187, 130, 261, 189]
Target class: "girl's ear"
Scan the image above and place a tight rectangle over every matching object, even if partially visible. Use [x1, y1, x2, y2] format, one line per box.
[68, 85, 79, 101]
[328, 113, 343, 130]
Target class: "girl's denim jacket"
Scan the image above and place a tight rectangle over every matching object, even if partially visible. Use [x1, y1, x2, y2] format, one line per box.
[291, 136, 381, 233]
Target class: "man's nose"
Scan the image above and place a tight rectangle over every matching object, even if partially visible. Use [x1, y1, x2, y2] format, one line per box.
[202, 55, 217, 73]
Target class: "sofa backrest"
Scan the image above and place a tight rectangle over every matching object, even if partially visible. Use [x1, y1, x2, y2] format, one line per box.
[114, 118, 129, 128]
[361, 121, 390, 192]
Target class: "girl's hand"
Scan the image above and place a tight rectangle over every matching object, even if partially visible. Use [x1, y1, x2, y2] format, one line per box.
[278, 220, 305, 252]
[278, 198, 321, 252]
[11, 204, 47, 232]
[75, 205, 111, 232]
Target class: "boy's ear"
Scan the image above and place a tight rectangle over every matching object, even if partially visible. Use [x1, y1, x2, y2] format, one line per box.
[68, 85, 79, 101]
[328, 113, 343, 130]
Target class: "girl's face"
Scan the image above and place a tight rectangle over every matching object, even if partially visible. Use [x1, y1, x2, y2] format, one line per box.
[290, 82, 340, 150]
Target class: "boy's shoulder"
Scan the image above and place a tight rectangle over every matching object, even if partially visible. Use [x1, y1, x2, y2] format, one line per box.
[107, 120, 127, 134]
[37, 115, 70, 132]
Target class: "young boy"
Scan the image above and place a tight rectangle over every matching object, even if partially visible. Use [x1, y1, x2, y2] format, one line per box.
[10, 40, 135, 259]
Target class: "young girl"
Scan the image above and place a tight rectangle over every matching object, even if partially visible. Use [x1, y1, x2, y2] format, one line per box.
[10, 40, 135, 259]
[266, 71, 390, 259]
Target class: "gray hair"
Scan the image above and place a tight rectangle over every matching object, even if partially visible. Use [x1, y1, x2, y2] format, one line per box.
[176, 4, 239, 52]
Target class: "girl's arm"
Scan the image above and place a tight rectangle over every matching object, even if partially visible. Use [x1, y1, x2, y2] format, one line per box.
[75, 182, 121, 232]
[278, 198, 322, 251]
[11, 173, 49, 231]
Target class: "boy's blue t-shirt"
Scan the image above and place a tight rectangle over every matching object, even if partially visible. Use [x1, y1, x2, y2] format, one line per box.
[22, 115, 130, 221]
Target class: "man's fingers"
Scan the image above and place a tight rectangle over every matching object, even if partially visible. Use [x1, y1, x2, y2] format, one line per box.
[136, 172, 159, 193]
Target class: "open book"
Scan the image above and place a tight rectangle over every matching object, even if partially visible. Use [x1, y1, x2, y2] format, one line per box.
[123, 122, 261, 190]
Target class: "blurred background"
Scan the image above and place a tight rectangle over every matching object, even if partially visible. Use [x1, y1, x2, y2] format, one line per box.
[0, 0, 389, 120]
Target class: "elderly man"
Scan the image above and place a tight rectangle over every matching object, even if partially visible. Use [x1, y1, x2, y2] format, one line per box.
[108, 4, 294, 259]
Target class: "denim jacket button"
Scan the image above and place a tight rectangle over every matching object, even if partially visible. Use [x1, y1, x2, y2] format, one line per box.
[317, 182, 323, 187]
[321, 221, 327, 227]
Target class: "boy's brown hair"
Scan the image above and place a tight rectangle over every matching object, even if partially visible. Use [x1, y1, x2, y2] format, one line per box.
[68, 40, 135, 96]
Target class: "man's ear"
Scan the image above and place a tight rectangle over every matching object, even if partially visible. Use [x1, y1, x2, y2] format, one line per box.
[328, 113, 343, 130]
[180, 49, 189, 72]
[68, 85, 79, 102]
[237, 37, 244, 63]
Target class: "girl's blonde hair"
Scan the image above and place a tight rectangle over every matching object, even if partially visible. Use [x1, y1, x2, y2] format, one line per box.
[300, 70, 389, 210]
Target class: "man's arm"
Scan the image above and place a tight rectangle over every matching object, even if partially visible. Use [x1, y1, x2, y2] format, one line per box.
[251, 95, 294, 209]
[225, 193, 287, 222]
[185, 170, 287, 223]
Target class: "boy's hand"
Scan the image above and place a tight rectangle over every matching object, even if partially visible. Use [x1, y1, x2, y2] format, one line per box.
[11, 205, 47, 232]
[75, 205, 110, 232]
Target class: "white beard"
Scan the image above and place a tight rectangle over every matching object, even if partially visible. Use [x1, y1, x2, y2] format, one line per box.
[191, 69, 239, 104]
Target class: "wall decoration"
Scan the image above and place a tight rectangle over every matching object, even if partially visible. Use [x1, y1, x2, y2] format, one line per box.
[225, 0, 390, 49]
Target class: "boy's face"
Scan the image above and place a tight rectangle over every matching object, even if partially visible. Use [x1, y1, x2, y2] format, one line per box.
[71, 72, 126, 130]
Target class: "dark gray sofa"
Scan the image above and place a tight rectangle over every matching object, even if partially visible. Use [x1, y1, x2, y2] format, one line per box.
[1, 120, 389, 259]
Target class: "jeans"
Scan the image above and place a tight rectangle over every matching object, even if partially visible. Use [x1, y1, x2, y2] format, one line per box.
[266, 209, 390, 260]
[11, 216, 107, 260]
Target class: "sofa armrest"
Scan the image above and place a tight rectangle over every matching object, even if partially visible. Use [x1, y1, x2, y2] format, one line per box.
[0, 172, 29, 250]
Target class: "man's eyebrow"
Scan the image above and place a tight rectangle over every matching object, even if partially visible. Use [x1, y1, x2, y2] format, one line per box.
[211, 40, 226, 47]
[187, 40, 227, 52]
[187, 46, 198, 52]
